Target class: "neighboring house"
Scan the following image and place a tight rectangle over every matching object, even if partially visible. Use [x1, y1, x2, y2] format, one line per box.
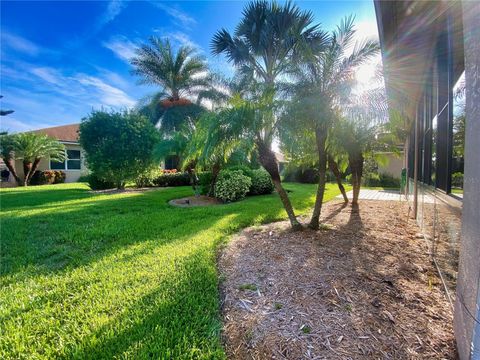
[12, 124, 88, 183]
[377, 151, 404, 179]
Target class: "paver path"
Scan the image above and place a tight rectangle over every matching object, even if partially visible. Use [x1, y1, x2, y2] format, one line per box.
[337, 189, 401, 201]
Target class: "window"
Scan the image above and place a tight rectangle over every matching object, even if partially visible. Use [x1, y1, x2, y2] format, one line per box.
[50, 149, 82, 170]
[67, 150, 81, 170]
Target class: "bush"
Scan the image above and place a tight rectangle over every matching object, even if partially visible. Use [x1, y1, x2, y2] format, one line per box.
[282, 164, 318, 183]
[87, 174, 116, 190]
[358, 172, 400, 188]
[227, 165, 254, 180]
[198, 171, 213, 195]
[53, 171, 66, 184]
[153, 172, 190, 187]
[214, 170, 251, 202]
[135, 168, 163, 188]
[79, 110, 160, 189]
[249, 168, 274, 195]
[77, 174, 90, 182]
[452, 172, 463, 188]
[29, 170, 66, 185]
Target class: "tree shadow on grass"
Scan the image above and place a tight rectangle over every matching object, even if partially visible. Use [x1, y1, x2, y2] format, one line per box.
[58, 249, 227, 359]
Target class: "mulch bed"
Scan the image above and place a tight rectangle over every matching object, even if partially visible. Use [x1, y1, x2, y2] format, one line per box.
[169, 195, 222, 207]
[218, 200, 456, 359]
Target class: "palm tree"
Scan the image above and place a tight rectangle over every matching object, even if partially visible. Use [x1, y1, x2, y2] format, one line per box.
[0, 134, 21, 184]
[287, 15, 379, 229]
[131, 37, 210, 131]
[12, 133, 65, 186]
[211, 0, 328, 230]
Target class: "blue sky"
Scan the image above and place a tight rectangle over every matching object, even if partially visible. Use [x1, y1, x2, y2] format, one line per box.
[0, 0, 378, 133]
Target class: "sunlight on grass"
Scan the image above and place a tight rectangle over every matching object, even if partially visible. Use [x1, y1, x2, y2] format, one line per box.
[0, 182, 342, 359]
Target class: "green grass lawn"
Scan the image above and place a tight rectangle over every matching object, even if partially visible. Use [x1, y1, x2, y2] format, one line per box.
[0, 182, 344, 359]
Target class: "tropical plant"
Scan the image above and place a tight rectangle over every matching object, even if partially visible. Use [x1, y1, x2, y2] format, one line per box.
[79, 110, 160, 190]
[0, 133, 22, 184]
[249, 168, 274, 195]
[211, 0, 328, 229]
[214, 169, 251, 202]
[285, 15, 379, 228]
[7, 133, 65, 186]
[132, 37, 210, 131]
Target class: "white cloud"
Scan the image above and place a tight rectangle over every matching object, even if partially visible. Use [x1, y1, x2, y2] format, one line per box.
[76, 75, 136, 107]
[1, 32, 40, 56]
[31, 67, 63, 85]
[153, 29, 201, 50]
[153, 2, 196, 28]
[96, 0, 127, 30]
[103, 36, 138, 62]
[0, 116, 54, 133]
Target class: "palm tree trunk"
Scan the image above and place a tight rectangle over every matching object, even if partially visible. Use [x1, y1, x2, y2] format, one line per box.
[349, 152, 364, 207]
[3, 157, 22, 185]
[309, 128, 328, 230]
[328, 155, 348, 203]
[209, 161, 221, 197]
[23, 161, 33, 186]
[257, 140, 301, 230]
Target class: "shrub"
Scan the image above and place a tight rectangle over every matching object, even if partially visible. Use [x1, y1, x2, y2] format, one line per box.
[153, 172, 190, 187]
[452, 172, 463, 188]
[87, 174, 116, 190]
[79, 110, 160, 189]
[214, 170, 251, 202]
[135, 168, 163, 188]
[227, 165, 254, 180]
[29, 170, 66, 185]
[77, 174, 90, 182]
[198, 171, 213, 195]
[53, 171, 66, 184]
[359, 172, 400, 188]
[249, 168, 274, 195]
[282, 164, 318, 183]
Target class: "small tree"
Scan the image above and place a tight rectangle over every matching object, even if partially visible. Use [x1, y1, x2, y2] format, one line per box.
[79, 110, 159, 189]
[0, 134, 22, 184]
[9, 133, 65, 186]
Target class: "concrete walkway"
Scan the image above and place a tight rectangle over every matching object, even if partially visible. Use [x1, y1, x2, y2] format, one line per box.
[337, 189, 402, 201]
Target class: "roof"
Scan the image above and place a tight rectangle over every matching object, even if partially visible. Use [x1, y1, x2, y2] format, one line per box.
[31, 123, 80, 143]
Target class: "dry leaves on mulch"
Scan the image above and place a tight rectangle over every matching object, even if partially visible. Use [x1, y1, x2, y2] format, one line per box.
[218, 200, 456, 359]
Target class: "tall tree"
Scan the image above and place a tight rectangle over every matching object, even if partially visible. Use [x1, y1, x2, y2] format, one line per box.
[131, 37, 209, 131]
[11, 133, 65, 186]
[211, 0, 328, 229]
[287, 15, 379, 229]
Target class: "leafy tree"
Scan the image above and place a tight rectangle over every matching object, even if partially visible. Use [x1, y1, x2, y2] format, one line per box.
[79, 110, 160, 189]
[6, 133, 65, 186]
[211, 0, 328, 229]
[286, 15, 379, 228]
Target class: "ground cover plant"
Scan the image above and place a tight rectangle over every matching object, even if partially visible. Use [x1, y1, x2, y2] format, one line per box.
[0, 182, 345, 359]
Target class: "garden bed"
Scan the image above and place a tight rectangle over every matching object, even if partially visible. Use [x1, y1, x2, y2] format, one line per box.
[219, 200, 456, 359]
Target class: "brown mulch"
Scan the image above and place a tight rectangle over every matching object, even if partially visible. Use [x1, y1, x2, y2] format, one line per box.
[169, 195, 222, 207]
[218, 200, 456, 359]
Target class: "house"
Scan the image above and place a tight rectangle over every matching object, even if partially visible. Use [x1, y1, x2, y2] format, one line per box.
[5, 123, 183, 184]
[375, 1, 479, 358]
[9, 124, 88, 183]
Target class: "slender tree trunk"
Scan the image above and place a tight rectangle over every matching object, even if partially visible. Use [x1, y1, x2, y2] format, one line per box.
[309, 128, 328, 230]
[349, 152, 364, 207]
[3, 157, 22, 185]
[257, 140, 302, 230]
[22, 161, 33, 186]
[26, 158, 42, 185]
[209, 161, 221, 197]
[328, 154, 348, 203]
